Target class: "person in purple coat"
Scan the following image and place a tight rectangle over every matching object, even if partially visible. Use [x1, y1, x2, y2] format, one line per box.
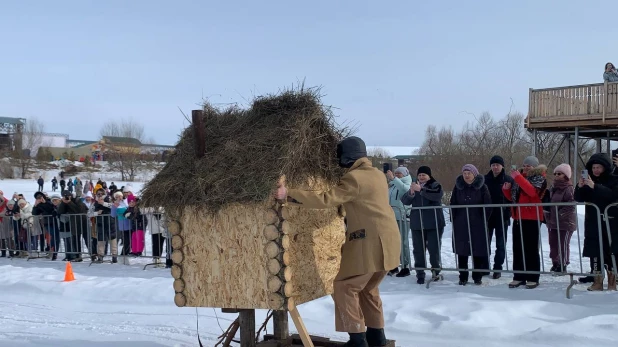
[544, 164, 576, 274]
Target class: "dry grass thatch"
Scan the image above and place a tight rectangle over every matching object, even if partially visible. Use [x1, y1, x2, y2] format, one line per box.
[141, 86, 349, 215]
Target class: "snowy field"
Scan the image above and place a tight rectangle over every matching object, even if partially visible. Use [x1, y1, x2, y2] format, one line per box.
[1, 177, 618, 347]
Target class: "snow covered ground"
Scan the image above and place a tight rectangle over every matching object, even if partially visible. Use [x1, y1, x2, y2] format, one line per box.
[1, 177, 618, 346]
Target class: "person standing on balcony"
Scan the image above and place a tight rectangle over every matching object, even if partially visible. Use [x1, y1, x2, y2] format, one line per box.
[484, 155, 514, 279]
[604, 62, 618, 82]
[502, 156, 547, 289]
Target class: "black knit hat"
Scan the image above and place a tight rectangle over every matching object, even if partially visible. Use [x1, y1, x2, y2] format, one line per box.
[417, 166, 432, 177]
[490, 155, 505, 167]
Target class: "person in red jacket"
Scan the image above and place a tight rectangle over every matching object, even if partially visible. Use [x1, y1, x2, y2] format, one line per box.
[502, 156, 547, 289]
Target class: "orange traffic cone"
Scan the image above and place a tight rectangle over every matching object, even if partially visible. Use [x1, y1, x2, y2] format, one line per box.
[63, 262, 75, 282]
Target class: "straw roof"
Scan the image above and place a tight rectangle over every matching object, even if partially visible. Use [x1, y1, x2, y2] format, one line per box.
[140, 86, 349, 215]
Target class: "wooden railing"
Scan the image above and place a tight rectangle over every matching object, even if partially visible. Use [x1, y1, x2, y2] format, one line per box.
[528, 81, 618, 124]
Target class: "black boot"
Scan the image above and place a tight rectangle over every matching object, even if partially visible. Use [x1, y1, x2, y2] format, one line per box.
[579, 275, 594, 283]
[395, 268, 410, 277]
[343, 332, 368, 347]
[387, 267, 399, 276]
[366, 327, 387, 347]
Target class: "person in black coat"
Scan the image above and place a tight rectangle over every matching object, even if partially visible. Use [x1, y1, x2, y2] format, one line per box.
[37, 177, 44, 192]
[32, 192, 60, 260]
[484, 155, 515, 279]
[574, 153, 618, 291]
[400, 166, 446, 284]
[57, 190, 88, 262]
[93, 189, 118, 263]
[450, 164, 492, 285]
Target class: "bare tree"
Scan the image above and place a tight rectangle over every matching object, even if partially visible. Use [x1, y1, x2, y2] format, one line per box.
[368, 147, 392, 158]
[100, 119, 146, 181]
[100, 119, 145, 142]
[9, 118, 46, 179]
[417, 110, 596, 188]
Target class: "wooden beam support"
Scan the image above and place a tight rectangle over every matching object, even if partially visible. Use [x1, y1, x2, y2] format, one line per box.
[239, 309, 256, 347]
[288, 304, 314, 347]
[273, 310, 290, 344]
[192, 109, 205, 158]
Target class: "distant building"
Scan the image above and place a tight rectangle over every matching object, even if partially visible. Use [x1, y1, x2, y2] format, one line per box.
[42, 135, 175, 162]
[0, 116, 25, 152]
[366, 145, 423, 167]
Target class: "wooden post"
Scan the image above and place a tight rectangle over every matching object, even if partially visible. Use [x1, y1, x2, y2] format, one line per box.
[273, 310, 290, 343]
[239, 309, 256, 347]
[288, 304, 315, 347]
[192, 109, 205, 158]
[528, 87, 533, 125]
[603, 81, 608, 123]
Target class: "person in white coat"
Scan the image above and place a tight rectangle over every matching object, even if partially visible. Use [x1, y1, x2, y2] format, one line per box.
[143, 206, 167, 266]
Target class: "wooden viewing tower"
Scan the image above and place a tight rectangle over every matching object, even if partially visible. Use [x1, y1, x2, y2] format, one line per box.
[526, 81, 618, 180]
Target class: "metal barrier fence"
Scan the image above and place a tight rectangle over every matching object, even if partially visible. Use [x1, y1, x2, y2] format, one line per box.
[392, 201, 616, 298]
[603, 203, 618, 274]
[0, 210, 172, 270]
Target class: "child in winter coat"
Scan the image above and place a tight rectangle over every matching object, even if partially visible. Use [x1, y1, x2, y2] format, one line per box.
[124, 196, 146, 256]
[545, 164, 576, 274]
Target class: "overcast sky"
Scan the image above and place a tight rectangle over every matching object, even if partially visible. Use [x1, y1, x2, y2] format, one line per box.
[0, 0, 615, 147]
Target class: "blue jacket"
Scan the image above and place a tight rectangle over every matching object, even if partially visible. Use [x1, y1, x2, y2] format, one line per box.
[604, 71, 618, 82]
[388, 175, 412, 220]
[111, 205, 131, 231]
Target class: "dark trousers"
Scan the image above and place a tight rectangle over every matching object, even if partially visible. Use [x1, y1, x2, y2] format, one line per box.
[411, 228, 443, 278]
[548, 228, 574, 266]
[457, 255, 488, 281]
[120, 230, 132, 255]
[38, 185, 43, 192]
[66, 231, 83, 260]
[487, 217, 508, 270]
[512, 220, 541, 283]
[47, 223, 60, 254]
[152, 233, 166, 257]
[12, 221, 25, 251]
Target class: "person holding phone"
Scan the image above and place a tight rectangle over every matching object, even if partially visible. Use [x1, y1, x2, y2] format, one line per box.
[57, 190, 88, 262]
[574, 153, 618, 291]
[502, 156, 547, 289]
[545, 164, 576, 274]
[400, 165, 446, 285]
[604, 62, 618, 82]
[386, 166, 413, 277]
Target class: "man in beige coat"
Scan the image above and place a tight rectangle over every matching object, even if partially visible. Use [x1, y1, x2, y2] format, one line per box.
[276, 136, 400, 347]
